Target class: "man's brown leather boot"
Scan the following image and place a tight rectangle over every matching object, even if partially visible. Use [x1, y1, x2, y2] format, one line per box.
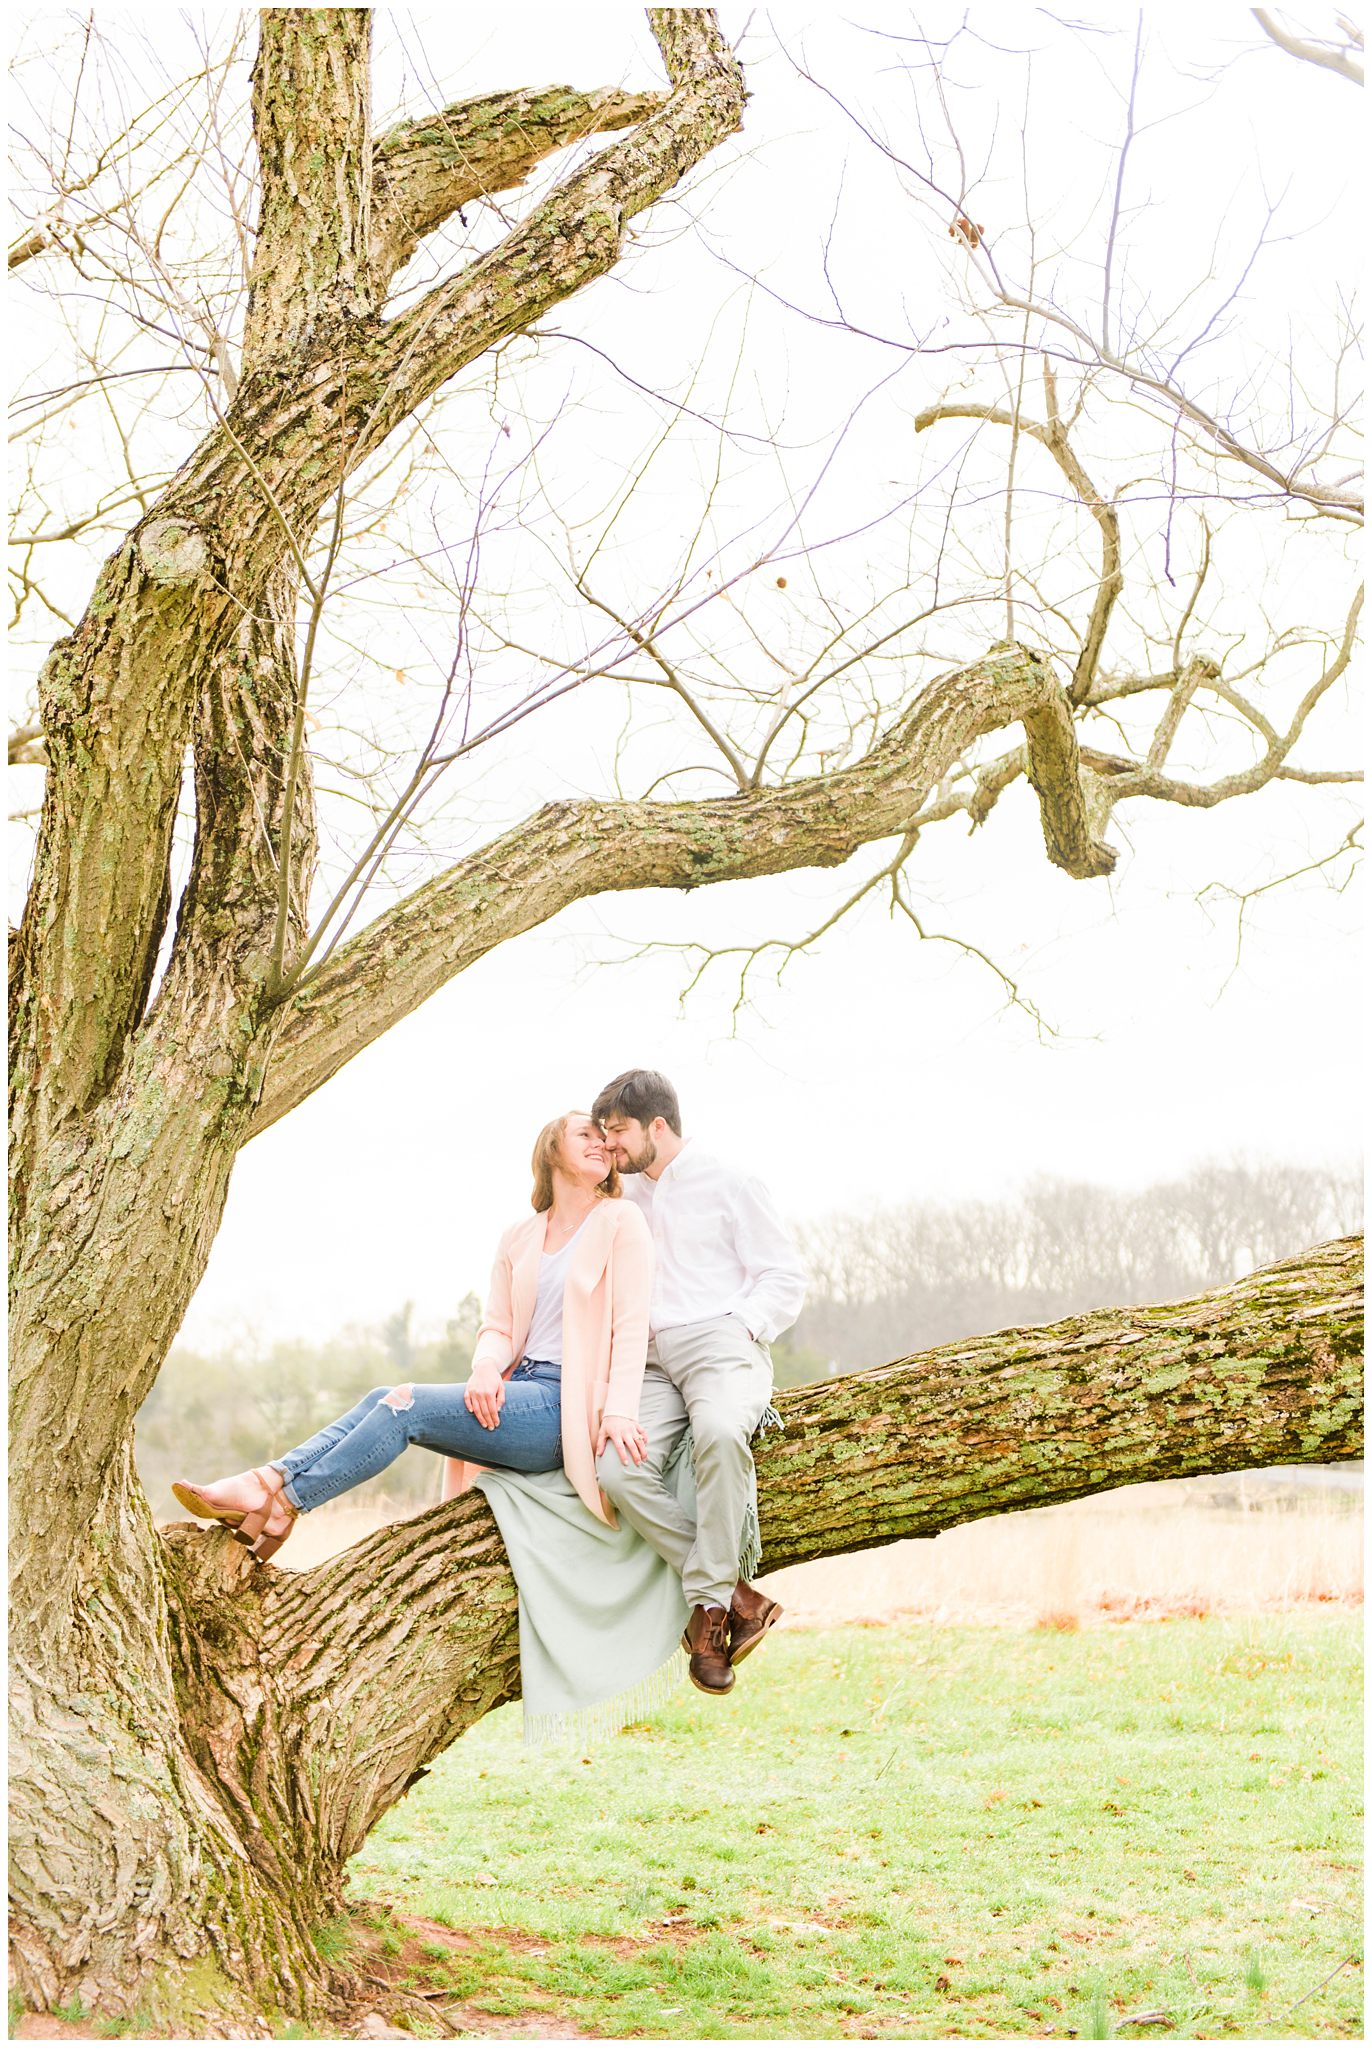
[729, 1579, 783, 1665]
[683, 1604, 734, 1694]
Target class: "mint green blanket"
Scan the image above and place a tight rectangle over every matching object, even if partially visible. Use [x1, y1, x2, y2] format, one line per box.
[474, 1466, 690, 1746]
[475, 1412, 778, 1746]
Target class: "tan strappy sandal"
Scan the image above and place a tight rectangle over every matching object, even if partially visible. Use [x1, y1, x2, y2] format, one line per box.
[172, 1466, 299, 1562]
[237, 1466, 298, 1562]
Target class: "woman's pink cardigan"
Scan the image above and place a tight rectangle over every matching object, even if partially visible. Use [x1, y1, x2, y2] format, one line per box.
[442, 1197, 653, 1526]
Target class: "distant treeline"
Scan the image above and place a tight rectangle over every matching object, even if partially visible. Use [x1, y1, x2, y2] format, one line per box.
[783, 1161, 1361, 1384]
[141, 1296, 483, 1513]
[145, 1161, 1360, 1510]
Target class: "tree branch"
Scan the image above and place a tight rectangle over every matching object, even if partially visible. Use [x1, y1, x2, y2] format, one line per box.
[351, 11, 745, 461]
[8, 10, 748, 1164]
[1078, 583, 1363, 826]
[915, 380, 1124, 701]
[370, 85, 666, 286]
[989, 283, 1363, 521]
[164, 1234, 1362, 1858]
[248, 643, 1112, 1137]
[7, 723, 47, 768]
[242, 9, 376, 368]
[1252, 8, 1364, 84]
[163, 1491, 519, 1878]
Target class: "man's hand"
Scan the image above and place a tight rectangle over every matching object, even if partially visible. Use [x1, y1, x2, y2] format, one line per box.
[463, 1364, 507, 1431]
[596, 1413, 648, 1464]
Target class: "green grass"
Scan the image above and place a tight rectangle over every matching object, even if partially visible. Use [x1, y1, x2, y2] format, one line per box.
[309, 1913, 354, 1965]
[349, 1612, 1362, 2038]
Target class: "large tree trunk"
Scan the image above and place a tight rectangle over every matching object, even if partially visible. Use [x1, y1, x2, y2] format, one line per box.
[10, 1237, 1360, 2024]
[7, 8, 1361, 2030]
[7, 11, 747, 2023]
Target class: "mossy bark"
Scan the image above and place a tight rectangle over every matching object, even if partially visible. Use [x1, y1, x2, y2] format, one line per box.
[8, 9, 747, 2021]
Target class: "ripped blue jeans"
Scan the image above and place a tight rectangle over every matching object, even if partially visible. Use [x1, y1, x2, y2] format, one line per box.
[273, 1361, 563, 1512]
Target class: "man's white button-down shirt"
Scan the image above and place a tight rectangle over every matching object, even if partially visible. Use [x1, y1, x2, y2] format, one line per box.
[621, 1140, 808, 1343]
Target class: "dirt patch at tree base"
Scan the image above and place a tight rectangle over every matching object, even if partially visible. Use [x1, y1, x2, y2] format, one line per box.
[13, 2022, 103, 2042]
[343, 1902, 596, 2038]
[10, 1904, 599, 2041]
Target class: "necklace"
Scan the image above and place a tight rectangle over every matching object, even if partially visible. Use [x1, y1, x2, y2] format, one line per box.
[544, 1207, 591, 1248]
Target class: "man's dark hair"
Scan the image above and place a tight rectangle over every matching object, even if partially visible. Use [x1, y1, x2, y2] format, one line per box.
[592, 1068, 682, 1137]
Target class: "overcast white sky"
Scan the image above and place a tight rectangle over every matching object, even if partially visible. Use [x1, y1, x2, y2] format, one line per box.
[7, 7, 1362, 1350]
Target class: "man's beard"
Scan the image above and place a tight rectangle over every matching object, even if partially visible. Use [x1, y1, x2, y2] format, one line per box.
[618, 1136, 657, 1175]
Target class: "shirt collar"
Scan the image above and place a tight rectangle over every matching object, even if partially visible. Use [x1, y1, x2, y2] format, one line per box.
[653, 1135, 694, 1188]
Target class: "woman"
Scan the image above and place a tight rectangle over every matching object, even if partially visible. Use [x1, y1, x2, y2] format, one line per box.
[173, 1113, 653, 1561]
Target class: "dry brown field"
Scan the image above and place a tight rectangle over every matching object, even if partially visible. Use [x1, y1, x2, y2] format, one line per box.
[267, 1476, 1362, 1626]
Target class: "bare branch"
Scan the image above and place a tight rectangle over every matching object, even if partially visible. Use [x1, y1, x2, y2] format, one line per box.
[1199, 819, 1361, 995]
[370, 85, 666, 285]
[1252, 8, 1364, 84]
[8, 724, 48, 768]
[1145, 653, 1222, 771]
[357, 13, 745, 457]
[992, 284, 1363, 521]
[248, 643, 1114, 1137]
[914, 365, 1124, 701]
[574, 580, 750, 789]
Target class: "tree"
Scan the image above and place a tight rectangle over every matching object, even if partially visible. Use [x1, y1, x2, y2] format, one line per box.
[6, 8, 1362, 2025]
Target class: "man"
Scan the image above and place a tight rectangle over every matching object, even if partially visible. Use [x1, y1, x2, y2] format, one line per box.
[591, 1068, 808, 1697]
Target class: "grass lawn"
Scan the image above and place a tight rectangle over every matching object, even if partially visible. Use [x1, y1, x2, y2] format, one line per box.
[348, 1611, 1362, 2040]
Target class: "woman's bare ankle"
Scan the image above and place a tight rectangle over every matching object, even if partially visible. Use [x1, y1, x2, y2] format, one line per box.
[199, 1469, 272, 1511]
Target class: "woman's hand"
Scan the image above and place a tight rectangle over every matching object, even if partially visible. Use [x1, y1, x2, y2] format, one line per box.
[463, 1364, 507, 1431]
[596, 1413, 648, 1464]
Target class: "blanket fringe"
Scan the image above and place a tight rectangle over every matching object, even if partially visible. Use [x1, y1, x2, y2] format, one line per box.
[662, 1402, 786, 1589]
[740, 1403, 784, 1582]
[523, 1646, 688, 1749]
[522, 1402, 786, 1746]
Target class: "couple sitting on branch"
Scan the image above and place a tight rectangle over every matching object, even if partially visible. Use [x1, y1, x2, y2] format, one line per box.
[175, 1067, 809, 1726]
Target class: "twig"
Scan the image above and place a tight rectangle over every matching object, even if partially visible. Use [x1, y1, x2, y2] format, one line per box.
[269, 464, 349, 986]
[1272, 1954, 1357, 2022]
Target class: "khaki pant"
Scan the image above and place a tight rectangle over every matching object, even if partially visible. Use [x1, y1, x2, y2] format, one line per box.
[596, 1314, 773, 1609]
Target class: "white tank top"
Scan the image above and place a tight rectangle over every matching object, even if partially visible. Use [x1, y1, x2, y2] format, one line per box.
[522, 1213, 592, 1364]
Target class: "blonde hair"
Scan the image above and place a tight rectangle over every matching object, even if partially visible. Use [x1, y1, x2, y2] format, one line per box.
[530, 1112, 621, 1213]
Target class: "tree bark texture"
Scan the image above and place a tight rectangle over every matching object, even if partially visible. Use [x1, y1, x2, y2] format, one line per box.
[8, 10, 747, 2021]
[6, 5, 1361, 2028]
